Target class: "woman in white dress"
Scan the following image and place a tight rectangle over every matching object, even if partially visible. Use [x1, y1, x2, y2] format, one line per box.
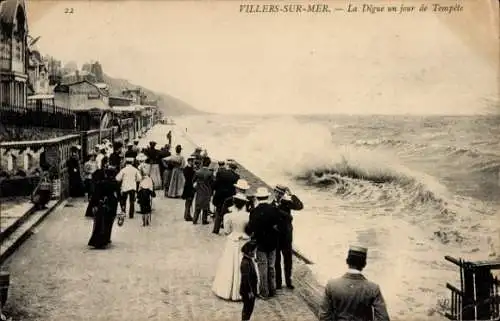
[212, 192, 253, 301]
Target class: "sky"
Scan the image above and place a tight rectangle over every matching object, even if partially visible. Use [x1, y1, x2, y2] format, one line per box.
[27, 0, 499, 115]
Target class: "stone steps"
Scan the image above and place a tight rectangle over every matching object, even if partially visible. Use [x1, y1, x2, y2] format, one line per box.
[0, 200, 63, 266]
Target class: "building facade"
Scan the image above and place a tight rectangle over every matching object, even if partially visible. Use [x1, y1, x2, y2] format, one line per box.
[54, 80, 110, 111]
[122, 88, 146, 105]
[0, 0, 28, 108]
[27, 49, 50, 94]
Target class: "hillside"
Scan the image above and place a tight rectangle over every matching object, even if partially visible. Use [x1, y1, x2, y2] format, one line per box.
[103, 73, 205, 116]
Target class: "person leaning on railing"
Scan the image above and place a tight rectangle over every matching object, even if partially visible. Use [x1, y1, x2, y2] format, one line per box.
[31, 170, 52, 210]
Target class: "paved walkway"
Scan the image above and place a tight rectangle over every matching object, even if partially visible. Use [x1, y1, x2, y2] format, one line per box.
[2, 126, 317, 321]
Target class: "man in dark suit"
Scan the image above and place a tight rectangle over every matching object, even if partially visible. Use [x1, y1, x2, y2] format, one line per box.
[245, 187, 280, 299]
[212, 161, 240, 234]
[124, 142, 137, 159]
[109, 142, 123, 170]
[271, 184, 303, 290]
[318, 246, 390, 321]
[193, 157, 214, 225]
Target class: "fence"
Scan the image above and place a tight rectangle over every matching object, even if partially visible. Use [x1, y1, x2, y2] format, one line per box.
[444, 255, 500, 321]
[1, 103, 76, 129]
[0, 117, 157, 198]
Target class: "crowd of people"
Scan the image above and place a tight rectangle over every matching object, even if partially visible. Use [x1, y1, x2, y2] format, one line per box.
[53, 131, 390, 321]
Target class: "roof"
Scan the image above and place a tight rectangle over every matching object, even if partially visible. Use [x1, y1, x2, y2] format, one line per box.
[28, 94, 54, 100]
[54, 80, 108, 96]
[94, 82, 108, 89]
[0, 0, 25, 27]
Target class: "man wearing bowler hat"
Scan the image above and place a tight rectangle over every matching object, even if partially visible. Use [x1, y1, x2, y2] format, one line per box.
[271, 184, 303, 290]
[318, 246, 390, 321]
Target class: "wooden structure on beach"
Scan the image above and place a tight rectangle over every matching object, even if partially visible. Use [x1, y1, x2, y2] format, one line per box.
[444, 255, 500, 320]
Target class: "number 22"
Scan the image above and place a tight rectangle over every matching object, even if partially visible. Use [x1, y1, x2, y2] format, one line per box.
[64, 8, 74, 14]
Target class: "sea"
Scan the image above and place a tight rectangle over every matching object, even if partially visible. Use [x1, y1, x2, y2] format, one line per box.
[150, 114, 499, 320]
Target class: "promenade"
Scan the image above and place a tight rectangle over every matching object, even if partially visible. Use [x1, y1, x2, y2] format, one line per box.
[1, 126, 317, 321]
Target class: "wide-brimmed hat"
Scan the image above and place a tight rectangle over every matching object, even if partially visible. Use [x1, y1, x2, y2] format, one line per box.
[127, 142, 133, 147]
[254, 187, 270, 198]
[234, 179, 249, 190]
[233, 192, 248, 202]
[136, 153, 148, 161]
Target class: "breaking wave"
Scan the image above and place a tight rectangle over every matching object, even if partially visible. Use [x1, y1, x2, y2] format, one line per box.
[239, 117, 485, 245]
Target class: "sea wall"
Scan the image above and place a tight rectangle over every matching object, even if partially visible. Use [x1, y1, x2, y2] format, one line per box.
[233, 160, 325, 318]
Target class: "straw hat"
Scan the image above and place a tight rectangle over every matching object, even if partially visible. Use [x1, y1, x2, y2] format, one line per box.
[136, 153, 147, 161]
[234, 179, 250, 190]
[254, 187, 270, 198]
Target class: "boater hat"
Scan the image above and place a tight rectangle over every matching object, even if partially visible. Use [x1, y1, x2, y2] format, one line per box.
[254, 187, 270, 198]
[136, 153, 147, 161]
[234, 179, 250, 190]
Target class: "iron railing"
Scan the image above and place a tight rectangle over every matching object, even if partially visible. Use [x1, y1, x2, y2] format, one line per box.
[1, 103, 76, 129]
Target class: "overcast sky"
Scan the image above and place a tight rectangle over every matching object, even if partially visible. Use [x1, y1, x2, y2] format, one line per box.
[27, 1, 499, 115]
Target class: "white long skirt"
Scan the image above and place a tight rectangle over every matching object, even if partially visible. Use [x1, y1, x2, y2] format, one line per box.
[212, 236, 248, 301]
[149, 164, 162, 190]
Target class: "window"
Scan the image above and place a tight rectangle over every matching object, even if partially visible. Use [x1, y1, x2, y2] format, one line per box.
[14, 38, 22, 61]
[0, 32, 11, 61]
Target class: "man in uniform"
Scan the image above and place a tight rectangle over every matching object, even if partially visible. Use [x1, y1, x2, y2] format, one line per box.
[272, 184, 303, 290]
[318, 246, 390, 321]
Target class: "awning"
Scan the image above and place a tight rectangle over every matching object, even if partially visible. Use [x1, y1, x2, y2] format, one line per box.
[112, 105, 144, 113]
[71, 99, 110, 111]
[28, 94, 55, 100]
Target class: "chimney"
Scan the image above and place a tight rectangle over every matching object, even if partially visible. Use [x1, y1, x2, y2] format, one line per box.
[75, 70, 80, 82]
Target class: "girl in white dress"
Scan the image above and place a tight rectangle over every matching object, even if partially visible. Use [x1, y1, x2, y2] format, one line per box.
[212, 193, 253, 301]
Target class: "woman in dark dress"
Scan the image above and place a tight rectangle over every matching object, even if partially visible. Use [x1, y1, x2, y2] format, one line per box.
[67, 145, 85, 198]
[85, 158, 109, 217]
[181, 157, 196, 221]
[88, 165, 120, 249]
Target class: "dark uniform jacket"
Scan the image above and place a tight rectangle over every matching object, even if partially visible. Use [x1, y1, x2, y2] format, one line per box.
[318, 273, 390, 321]
[272, 194, 303, 244]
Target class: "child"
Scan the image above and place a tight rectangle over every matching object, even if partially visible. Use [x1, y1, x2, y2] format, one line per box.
[137, 168, 156, 226]
[240, 240, 259, 321]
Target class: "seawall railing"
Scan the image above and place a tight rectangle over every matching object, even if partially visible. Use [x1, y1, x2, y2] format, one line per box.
[0, 117, 158, 199]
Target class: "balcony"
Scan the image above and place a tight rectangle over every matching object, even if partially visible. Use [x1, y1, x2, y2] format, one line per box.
[0, 102, 76, 129]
